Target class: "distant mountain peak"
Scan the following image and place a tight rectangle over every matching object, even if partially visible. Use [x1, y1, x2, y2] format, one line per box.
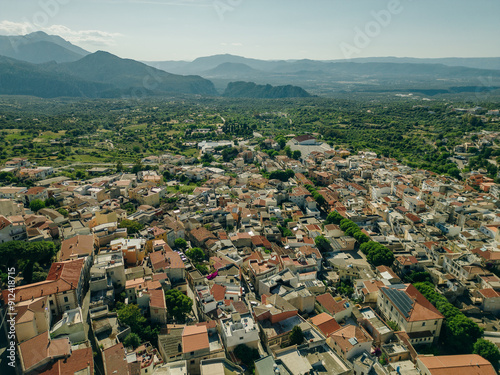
[28, 31, 49, 36]
[0, 32, 89, 63]
[223, 81, 311, 98]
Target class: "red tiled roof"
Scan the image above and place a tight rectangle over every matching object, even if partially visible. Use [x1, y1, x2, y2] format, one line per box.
[417, 354, 496, 375]
[329, 325, 372, 352]
[211, 284, 226, 302]
[19, 333, 70, 372]
[59, 234, 95, 261]
[294, 134, 316, 143]
[103, 343, 128, 375]
[3, 258, 84, 303]
[149, 289, 166, 309]
[316, 293, 349, 315]
[382, 284, 444, 322]
[182, 325, 209, 353]
[39, 347, 94, 375]
[150, 250, 185, 272]
[24, 187, 46, 195]
[478, 288, 500, 298]
[310, 313, 341, 337]
[190, 227, 216, 244]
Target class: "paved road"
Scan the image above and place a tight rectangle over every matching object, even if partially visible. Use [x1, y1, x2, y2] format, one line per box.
[186, 283, 199, 322]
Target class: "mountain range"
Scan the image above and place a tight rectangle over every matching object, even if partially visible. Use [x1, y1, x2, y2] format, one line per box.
[0, 31, 89, 63]
[1, 32, 500, 99]
[0, 32, 221, 98]
[223, 82, 311, 99]
[145, 54, 500, 95]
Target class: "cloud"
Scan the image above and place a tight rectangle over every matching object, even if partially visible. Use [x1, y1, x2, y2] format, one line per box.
[45, 25, 122, 46]
[0, 21, 33, 35]
[0, 20, 121, 47]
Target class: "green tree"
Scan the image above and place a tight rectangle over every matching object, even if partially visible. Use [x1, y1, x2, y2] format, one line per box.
[289, 326, 304, 346]
[196, 264, 209, 275]
[340, 219, 358, 232]
[234, 344, 260, 370]
[315, 235, 330, 253]
[325, 211, 343, 225]
[186, 247, 205, 263]
[123, 333, 141, 349]
[353, 230, 370, 244]
[275, 136, 286, 149]
[278, 225, 293, 237]
[446, 314, 483, 353]
[404, 271, 432, 284]
[221, 147, 239, 162]
[118, 219, 144, 235]
[164, 289, 193, 323]
[336, 280, 354, 297]
[292, 150, 302, 160]
[57, 208, 69, 217]
[116, 161, 124, 173]
[30, 199, 45, 212]
[117, 303, 147, 333]
[360, 241, 395, 267]
[44, 197, 57, 207]
[31, 271, 48, 283]
[473, 339, 500, 368]
[174, 238, 188, 250]
[284, 146, 292, 158]
[200, 153, 214, 164]
[132, 160, 143, 174]
[386, 320, 400, 331]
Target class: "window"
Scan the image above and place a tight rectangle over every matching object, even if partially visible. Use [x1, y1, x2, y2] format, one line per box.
[422, 322, 426, 326]
[190, 352, 194, 356]
[190, 360, 195, 364]
[240, 337, 244, 340]
[64, 296, 69, 303]
[434, 321, 437, 325]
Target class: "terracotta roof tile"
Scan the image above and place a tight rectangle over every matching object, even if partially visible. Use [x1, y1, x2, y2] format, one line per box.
[103, 343, 128, 375]
[3, 258, 84, 303]
[59, 234, 95, 261]
[39, 347, 93, 375]
[310, 313, 341, 337]
[417, 354, 496, 375]
[182, 325, 209, 353]
[19, 333, 70, 372]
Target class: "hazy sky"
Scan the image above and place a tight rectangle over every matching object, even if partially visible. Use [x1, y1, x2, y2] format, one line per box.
[0, 0, 499, 61]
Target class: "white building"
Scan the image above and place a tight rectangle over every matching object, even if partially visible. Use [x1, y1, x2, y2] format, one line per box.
[378, 284, 444, 345]
[220, 313, 260, 350]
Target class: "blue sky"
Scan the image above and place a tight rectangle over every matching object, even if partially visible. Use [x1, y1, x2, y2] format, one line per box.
[0, 0, 498, 61]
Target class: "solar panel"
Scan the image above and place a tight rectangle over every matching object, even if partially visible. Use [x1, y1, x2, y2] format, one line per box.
[384, 287, 414, 319]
